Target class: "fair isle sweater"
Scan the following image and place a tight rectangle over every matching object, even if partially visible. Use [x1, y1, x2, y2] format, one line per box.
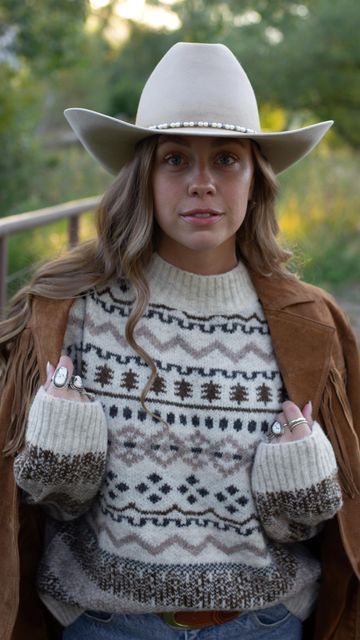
[14, 255, 343, 626]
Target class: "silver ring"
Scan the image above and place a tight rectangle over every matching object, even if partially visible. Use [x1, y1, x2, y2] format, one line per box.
[69, 375, 85, 393]
[51, 366, 69, 388]
[268, 420, 287, 440]
[287, 417, 307, 427]
[287, 418, 308, 432]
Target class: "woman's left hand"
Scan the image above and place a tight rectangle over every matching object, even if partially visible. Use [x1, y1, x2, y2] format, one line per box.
[272, 400, 313, 443]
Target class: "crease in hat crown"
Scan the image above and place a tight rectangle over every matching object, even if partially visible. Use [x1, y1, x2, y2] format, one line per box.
[64, 40, 333, 175]
[135, 42, 261, 133]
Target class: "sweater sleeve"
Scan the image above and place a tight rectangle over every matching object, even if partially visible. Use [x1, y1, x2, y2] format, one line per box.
[14, 295, 107, 521]
[251, 421, 343, 542]
[14, 386, 108, 520]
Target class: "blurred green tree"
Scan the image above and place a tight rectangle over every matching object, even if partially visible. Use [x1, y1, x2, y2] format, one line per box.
[1, 0, 358, 215]
[0, 0, 88, 72]
[108, 25, 177, 118]
[143, 0, 359, 147]
[0, 0, 89, 213]
[256, 0, 360, 148]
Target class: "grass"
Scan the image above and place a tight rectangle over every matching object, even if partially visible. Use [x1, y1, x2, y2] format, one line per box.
[277, 144, 360, 291]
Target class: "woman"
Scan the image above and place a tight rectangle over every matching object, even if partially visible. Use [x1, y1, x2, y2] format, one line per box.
[0, 43, 359, 640]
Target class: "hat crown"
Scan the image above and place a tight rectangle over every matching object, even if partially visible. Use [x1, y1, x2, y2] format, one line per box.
[136, 42, 261, 131]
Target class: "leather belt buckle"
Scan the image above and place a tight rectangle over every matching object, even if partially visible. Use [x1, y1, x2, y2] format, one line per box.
[161, 610, 240, 630]
[161, 612, 193, 630]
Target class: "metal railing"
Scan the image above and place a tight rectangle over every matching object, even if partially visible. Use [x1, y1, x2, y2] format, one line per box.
[0, 196, 101, 317]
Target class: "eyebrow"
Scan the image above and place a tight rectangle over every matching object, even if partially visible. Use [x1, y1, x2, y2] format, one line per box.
[157, 135, 246, 148]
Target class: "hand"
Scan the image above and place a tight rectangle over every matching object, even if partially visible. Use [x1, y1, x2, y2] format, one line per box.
[271, 400, 313, 444]
[44, 355, 90, 403]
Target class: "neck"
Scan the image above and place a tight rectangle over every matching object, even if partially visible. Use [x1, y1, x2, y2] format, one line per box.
[156, 245, 238, 276]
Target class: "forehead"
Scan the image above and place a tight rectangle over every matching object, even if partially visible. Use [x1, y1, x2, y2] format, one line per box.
[156, 134, 249, 149]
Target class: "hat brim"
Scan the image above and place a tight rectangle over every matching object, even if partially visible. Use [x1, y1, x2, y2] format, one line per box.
[64, 108, 333, 176]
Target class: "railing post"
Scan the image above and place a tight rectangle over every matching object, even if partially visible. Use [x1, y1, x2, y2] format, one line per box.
[0, 235, 8, 318]
[69, 215, 79, 247]
[0, 196, 100, 312]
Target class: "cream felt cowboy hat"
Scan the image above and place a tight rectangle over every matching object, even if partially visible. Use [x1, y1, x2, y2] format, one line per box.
[64, 42, 333, 175]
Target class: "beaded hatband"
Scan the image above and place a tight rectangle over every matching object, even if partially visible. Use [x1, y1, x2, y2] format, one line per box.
[148, 121, 257, 133]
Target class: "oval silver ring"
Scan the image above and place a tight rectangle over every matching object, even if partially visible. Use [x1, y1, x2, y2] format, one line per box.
[52, 366, 69, 388]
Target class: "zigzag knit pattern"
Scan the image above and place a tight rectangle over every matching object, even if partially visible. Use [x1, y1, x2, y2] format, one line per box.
[14, 255, 342, 626]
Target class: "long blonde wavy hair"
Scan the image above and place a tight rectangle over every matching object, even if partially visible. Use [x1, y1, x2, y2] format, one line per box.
[1, 135, 291, 455]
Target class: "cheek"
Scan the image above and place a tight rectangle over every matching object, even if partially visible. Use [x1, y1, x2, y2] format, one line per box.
[152, 174, 172, 213]
[234, 165, 254, 203]
[229, 177, 253, 208]
[151, 173, 161, 209]
[152, 177, 173, 231]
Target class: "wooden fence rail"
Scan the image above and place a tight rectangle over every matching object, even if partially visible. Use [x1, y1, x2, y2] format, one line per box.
[0, 196, 101, 317]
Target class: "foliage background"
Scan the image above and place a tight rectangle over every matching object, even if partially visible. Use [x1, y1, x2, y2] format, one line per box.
[0, 0, 359, 295]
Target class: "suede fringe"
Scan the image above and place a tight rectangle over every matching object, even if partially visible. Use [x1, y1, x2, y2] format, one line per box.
[320, 367, 360, 498]
[2, 328, 39, 457]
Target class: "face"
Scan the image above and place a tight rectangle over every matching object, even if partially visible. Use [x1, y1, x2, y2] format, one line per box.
[151, 135, 254, 274]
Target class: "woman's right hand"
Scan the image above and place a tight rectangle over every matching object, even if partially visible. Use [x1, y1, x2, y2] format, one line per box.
[44, 355, 90, 402]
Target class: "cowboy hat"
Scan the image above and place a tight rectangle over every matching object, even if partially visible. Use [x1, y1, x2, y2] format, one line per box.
[64, 42, 333, 175]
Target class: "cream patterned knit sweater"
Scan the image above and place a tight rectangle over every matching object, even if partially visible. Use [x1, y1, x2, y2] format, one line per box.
[14, 255, 342, 626]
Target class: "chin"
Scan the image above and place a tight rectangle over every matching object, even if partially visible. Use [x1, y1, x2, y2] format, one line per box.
[179, 235, 224, 252]
[182, 243, 220, 253]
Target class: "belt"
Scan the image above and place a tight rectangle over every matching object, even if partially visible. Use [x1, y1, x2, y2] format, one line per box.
[161, 610, 240, 630]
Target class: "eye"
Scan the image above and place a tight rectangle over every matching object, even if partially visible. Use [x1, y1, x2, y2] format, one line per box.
[164, 153, 185, 167]
[215, 152, 238, 166]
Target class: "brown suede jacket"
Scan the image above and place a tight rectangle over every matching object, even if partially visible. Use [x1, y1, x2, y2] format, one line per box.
[0, 270, 359, 640]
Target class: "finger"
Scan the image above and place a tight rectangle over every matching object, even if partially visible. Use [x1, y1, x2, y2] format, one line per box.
[47, 356, 76, 400]
[275, 410, 286, 425]
[43, 361, 55, 391]
[282, 400, 303, 423]
[46, 356, 90, 403]
[56, 355, 74, 376]
[302, 401, 313, 426]
[282, 400, 311, 439]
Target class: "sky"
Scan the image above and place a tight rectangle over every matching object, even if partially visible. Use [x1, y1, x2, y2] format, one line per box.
[89, 0, 181, 30]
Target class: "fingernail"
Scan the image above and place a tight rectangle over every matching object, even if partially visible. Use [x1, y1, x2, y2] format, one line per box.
[308, 400, 312, 412]
[46, 362, 53, 377]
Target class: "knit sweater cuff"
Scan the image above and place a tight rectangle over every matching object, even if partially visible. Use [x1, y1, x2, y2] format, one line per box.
[26, 386, 107, 454]
[252, 421, 338, 493]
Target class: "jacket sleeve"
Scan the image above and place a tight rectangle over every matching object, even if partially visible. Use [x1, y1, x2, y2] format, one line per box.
[251, 421, 343, 542]
[318, 295, 360, 499]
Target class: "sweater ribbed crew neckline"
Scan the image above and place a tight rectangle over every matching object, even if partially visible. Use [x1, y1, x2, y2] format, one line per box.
[148, 253, 259, 315]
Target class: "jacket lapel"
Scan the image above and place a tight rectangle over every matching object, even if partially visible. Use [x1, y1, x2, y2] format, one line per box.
[30, 296, 75, 384]
[250, 270, 335, 416]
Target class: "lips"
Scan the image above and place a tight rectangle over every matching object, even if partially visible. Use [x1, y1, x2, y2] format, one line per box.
[179, 209, 223, 226]
[180, 209, 222, 218]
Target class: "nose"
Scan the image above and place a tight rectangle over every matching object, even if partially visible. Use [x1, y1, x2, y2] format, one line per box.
[188, 165, 216, 198]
